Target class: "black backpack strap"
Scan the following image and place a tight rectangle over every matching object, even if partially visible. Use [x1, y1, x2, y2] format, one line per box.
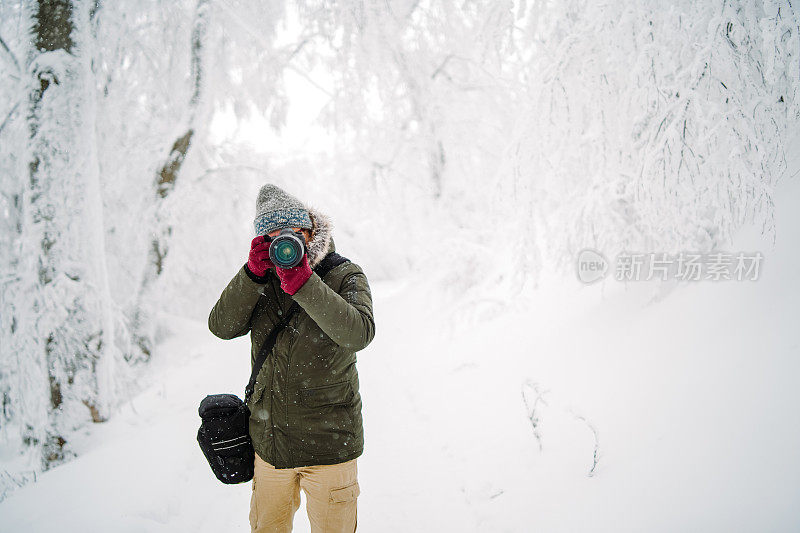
[244, 301, 299, 402]
[244, 251, 350, 402]
[313, 251, 350, 280]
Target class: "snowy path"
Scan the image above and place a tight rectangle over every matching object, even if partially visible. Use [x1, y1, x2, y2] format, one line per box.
[2, 268, 799, 532]
[1, 182, 800, 532]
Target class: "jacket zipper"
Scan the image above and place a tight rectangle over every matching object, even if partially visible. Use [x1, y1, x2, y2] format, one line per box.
[268, 355, 276, 463]
[285, 313, 299, 465]
[268, 278, 282, 465]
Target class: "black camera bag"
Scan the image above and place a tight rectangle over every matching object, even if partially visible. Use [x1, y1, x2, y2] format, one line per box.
[197, 393, 256, 483]
[197, 252, 349, 484]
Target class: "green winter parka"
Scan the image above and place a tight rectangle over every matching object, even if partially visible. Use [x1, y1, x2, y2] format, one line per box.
[207, 209, 375, 468]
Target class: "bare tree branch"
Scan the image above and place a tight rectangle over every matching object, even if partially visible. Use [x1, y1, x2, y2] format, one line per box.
[0, 32, 21, 73]
[521, 380, 549, 452]
[0, 101, 20, 136]
[211, 0, 334, 97]
[569, 410, 601, 477]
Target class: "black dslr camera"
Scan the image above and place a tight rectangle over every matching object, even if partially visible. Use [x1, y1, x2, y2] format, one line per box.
[266, 228, 306, 269]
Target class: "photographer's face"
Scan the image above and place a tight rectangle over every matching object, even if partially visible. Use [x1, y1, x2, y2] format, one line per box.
[267, 227, 310, 244]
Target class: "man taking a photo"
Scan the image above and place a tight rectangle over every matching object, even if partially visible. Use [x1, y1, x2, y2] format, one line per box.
[208, 184, 375, 532]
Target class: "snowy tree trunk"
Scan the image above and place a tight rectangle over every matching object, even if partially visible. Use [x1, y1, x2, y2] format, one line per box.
[144, 0, 208, 286]
[1, 0, 117, 469]
[80, 0, 116, 422]
[25, 0, 81, 466]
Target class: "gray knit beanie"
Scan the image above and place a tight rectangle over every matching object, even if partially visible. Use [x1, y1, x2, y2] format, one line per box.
[253, 184, 313, 236]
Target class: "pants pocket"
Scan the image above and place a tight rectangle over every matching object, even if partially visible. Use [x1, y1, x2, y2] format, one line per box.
[329, 480, 360, 504]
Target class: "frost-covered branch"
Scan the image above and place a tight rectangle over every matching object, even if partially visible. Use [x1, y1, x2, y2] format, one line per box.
[0, 101, 19, 135]
[0, 32, 20, 74]
[569, 410, 601, 477]
[521, 380, 549, 452]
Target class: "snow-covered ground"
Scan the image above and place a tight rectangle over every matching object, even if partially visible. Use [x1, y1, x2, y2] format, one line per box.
[1, 177, 798, 532]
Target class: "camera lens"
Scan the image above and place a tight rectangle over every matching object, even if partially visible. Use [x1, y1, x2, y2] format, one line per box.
[269, 229, 305, 268]
[274, 240, 299, 264]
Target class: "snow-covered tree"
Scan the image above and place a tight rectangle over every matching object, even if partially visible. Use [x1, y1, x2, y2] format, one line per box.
[0, 0, 214, 496]
[279, 0, 800, 297]
[0, 0, 305, 497]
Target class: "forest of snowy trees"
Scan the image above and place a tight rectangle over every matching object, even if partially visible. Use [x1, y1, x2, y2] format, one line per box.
[1, 0, 798, 499]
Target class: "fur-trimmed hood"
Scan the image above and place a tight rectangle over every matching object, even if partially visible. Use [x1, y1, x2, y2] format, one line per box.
[305, 206, 335, 269]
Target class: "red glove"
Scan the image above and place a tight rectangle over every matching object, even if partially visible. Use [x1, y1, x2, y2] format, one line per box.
[247, 235, 275, 277]
[275, 254, 312, 295]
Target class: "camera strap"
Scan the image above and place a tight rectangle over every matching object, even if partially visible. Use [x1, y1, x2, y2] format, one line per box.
[244, 251, 350, 403]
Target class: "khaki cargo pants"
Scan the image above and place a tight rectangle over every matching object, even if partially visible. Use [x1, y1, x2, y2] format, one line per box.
[250, 452, 359, 533]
